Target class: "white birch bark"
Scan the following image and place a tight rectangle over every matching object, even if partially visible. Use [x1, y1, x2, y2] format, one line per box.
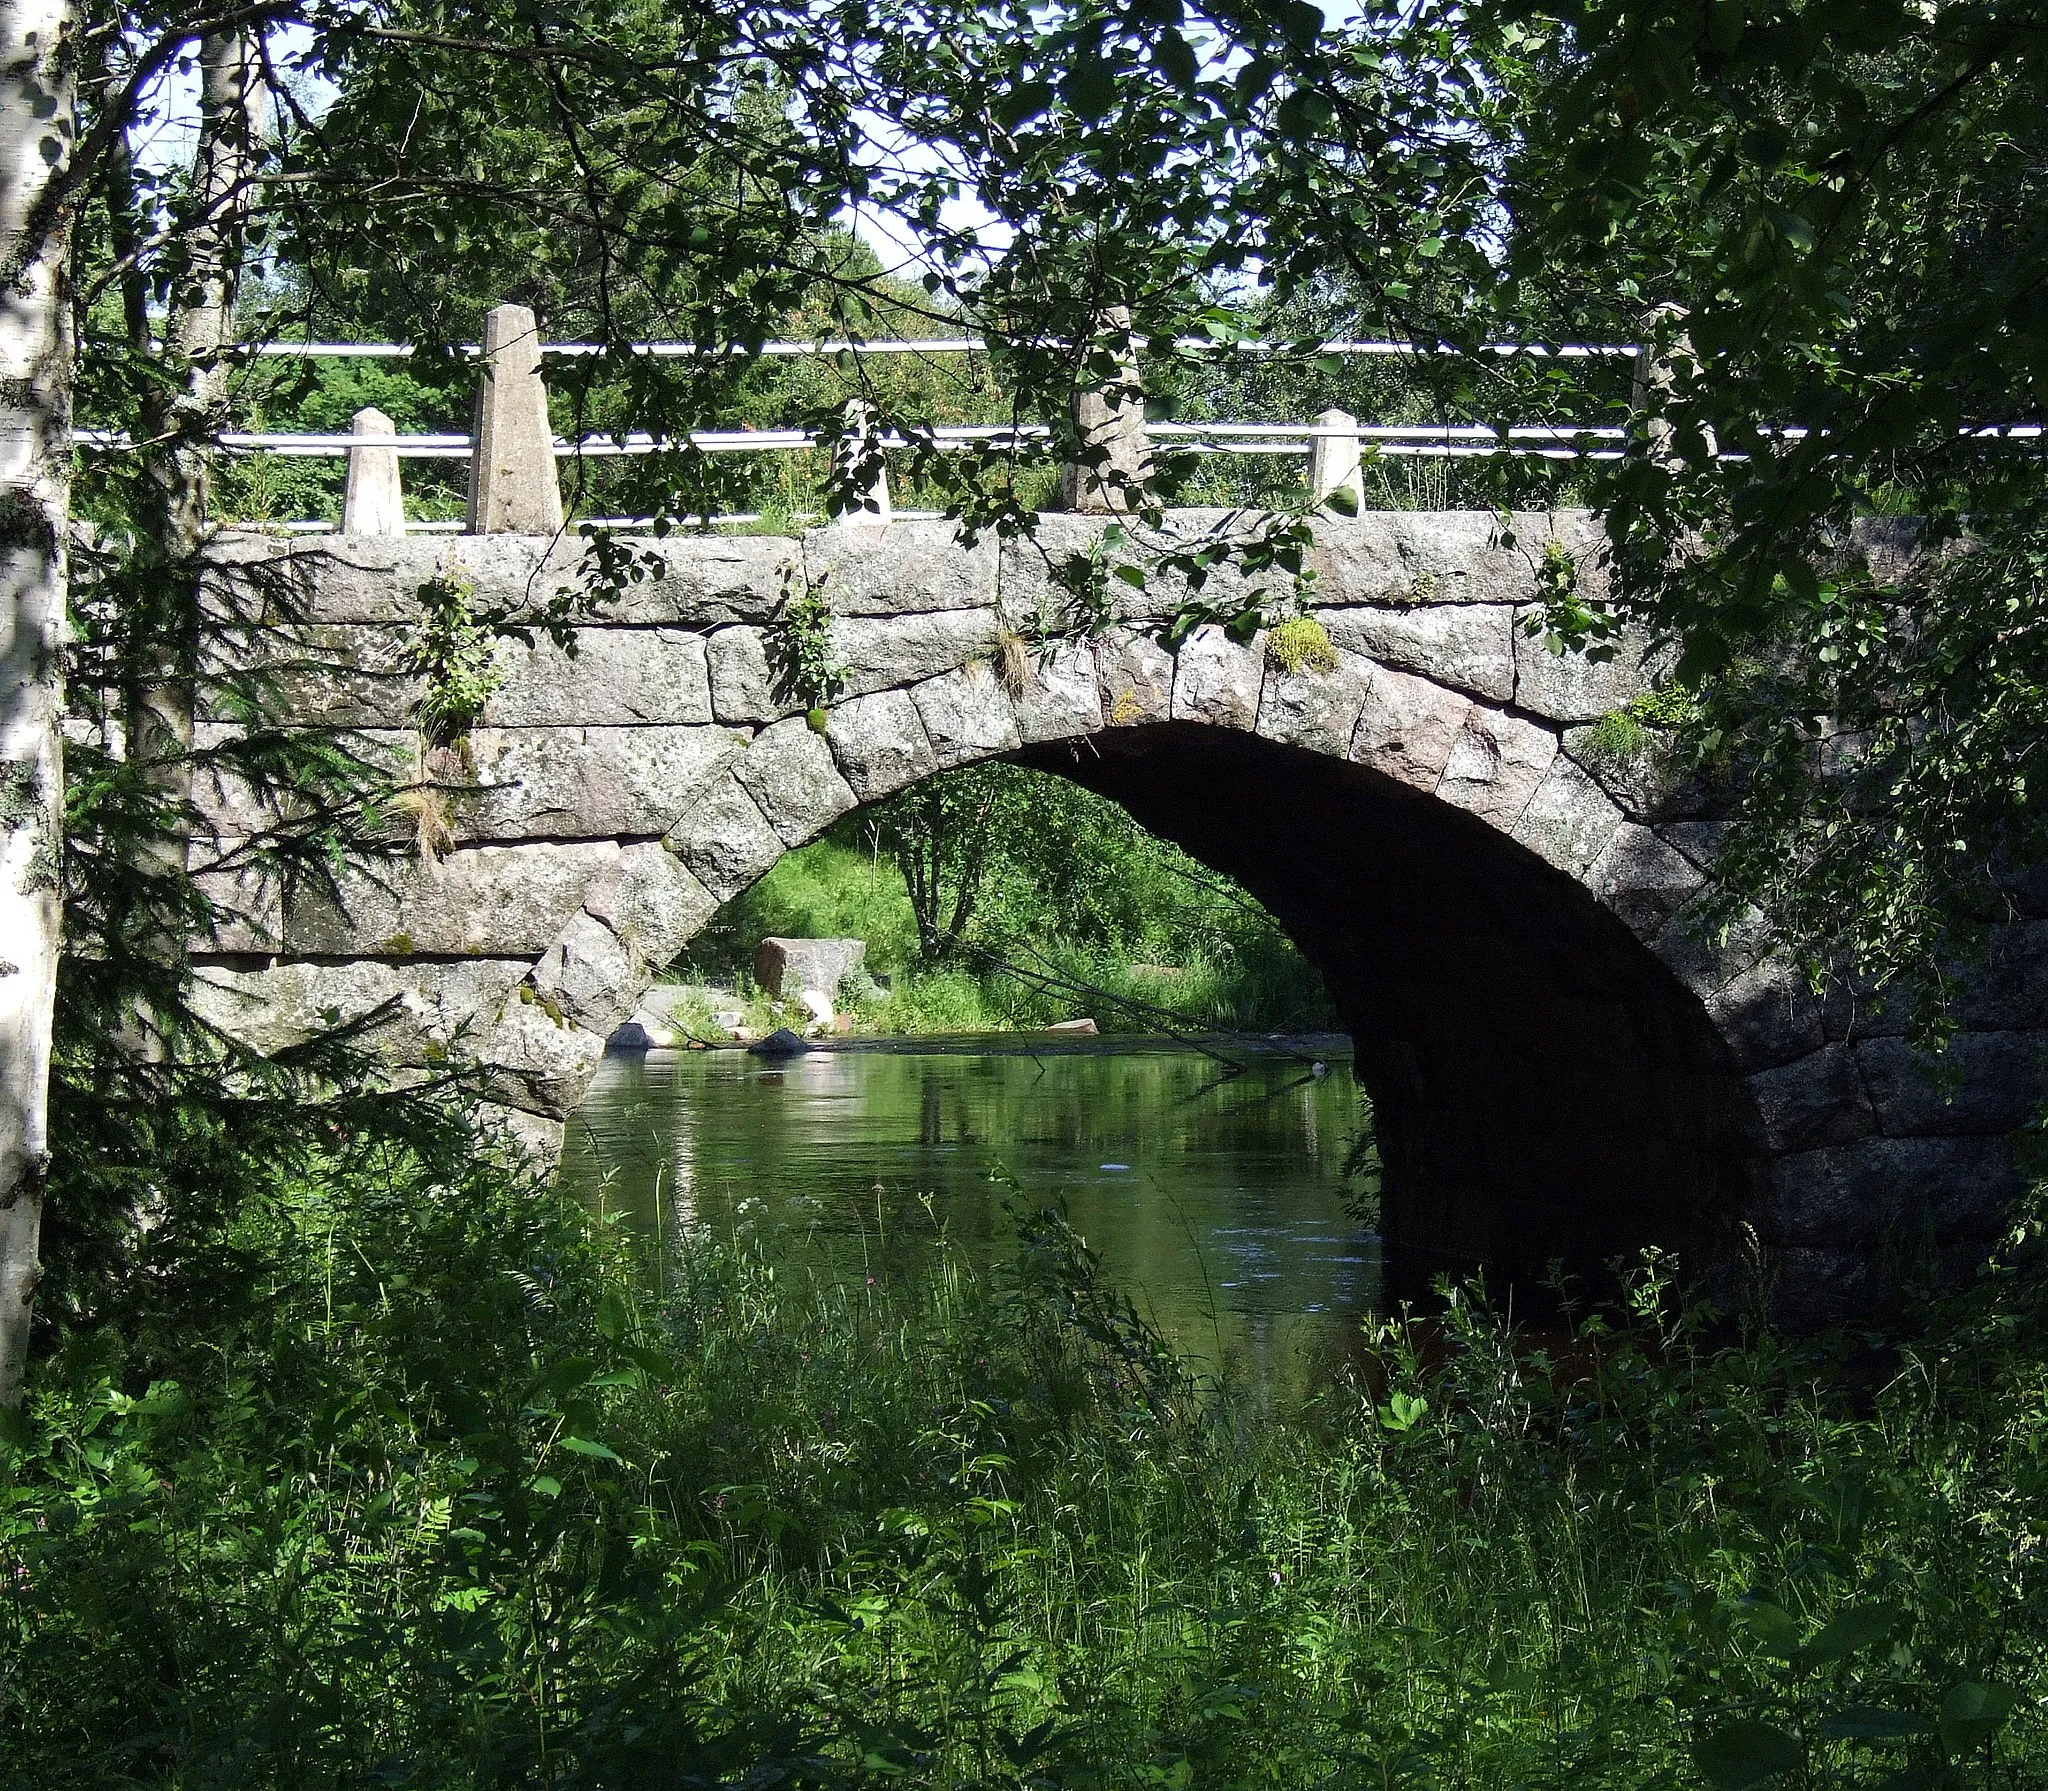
[0, 0, 75, 1405]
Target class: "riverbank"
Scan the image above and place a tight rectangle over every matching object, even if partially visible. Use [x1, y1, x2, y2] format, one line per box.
[631, 970, 1342, 1049]
[6, 1116, 2043, 1783]
[765, 1029, 1355, 1055]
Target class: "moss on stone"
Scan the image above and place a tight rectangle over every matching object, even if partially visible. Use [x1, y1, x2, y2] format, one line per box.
[1584, 708, 1649, 760]
[1586, 686, 1699, 763]
[1265, 616, 1340, 677]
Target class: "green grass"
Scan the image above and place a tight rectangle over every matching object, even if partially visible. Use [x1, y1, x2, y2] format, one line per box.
[4, 1107, 2046, 1787]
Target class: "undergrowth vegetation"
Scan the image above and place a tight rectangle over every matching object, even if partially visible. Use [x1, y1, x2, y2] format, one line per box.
[4, 1109, 2043, 1788]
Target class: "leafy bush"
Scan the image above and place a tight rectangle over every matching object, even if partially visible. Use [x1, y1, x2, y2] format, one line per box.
[5, 1111, 2045, 1788]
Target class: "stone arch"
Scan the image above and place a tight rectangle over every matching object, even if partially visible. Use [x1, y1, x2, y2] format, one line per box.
[191, 515, 2041, 1323]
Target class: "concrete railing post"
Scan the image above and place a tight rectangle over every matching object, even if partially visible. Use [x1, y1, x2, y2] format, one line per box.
[1632, 301, 1713, 470]
[1058, 307, 1149, 513]
[1308, 407, 1365, 512]
[830, 399, 892, 527]
[467, 302, 564, 534]
[341, 406, 406, 536]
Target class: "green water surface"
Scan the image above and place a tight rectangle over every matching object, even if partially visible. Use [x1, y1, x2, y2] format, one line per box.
[559, 1038, 1379, 1390]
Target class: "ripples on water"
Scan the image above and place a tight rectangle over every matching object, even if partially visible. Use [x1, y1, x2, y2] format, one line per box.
[559, 1037, 1380, 1394]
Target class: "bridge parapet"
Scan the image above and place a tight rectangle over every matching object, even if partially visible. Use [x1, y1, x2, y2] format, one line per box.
[187, 510, 2048, 1323]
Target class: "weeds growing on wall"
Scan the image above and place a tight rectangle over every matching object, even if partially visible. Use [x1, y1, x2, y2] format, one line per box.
[4, 1105, 2044, 1788]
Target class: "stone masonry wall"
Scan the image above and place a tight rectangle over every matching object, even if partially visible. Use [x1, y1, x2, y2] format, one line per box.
[188, 511, 2048, 1321]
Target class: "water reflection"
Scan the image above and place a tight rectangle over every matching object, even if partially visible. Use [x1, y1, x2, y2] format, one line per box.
[559, 1039, 1379, 1394]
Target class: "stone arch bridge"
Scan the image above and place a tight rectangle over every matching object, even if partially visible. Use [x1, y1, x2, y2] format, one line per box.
[191, 510, 2046, 1323]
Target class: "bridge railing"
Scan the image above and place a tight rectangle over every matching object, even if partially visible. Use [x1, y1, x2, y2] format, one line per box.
[111, 301, 2026, 536]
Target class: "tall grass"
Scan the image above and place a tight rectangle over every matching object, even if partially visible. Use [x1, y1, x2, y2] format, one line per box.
[3, 1120, 2044, 1786]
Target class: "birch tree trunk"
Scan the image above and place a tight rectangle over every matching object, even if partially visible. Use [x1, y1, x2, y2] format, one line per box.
[0, 0, 75, 1406]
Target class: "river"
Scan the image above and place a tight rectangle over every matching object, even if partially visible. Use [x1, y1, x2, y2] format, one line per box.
[558, 1036, 1379, 1396]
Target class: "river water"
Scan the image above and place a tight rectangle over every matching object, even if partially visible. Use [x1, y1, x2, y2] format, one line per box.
[559, 1037, 1378, 1394]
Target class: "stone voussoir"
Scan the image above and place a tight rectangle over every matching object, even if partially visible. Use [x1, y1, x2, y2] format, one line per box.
[581, 841, 719, 969]
[913, 661, 1022, 765]
[1350, 662, 1473, 792]
[824, 688, 940, 802]
[734, 716, 861, 845]
[664, 773, 786, 903]
[1095, 630, 1175, 728]
[1745, 1044, 1878, 1152]
[1434, 705, 1558, 831]
[1170, 624, 1265, 731]
[1319, 602, 1517, 704]
[1012, 640, 1106, 744]
[1255, 646, 1377, 760]
[1510, 752, 1625, 879]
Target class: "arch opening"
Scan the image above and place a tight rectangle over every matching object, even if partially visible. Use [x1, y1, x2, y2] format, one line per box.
[1004, 723, 1767, 1308]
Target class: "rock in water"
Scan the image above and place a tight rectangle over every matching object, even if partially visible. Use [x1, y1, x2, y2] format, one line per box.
[1046, 1017, 1099, 1035]
[749, 1026, 812, 1057]
[606, 1020, 656, 1055]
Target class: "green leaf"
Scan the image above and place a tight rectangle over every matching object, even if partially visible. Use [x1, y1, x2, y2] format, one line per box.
[1153, 30, 1198, 88]
[1708, 0, 1744, 53]
[1938, 1682, 2015, 1755]
[1817, 1707, 1928, 1742]
[993, 81, 1053, 129]
[1274, 0, 1322, 49]
[622, 1342, 681, 1382]
[1061, 60, 1117, 122]
[1737, 1600, 1802, 1658]
[1694, 1720, 1802, 1789]
[594, 1287, 631, 1342]
[1379, 1391, 1429, 1432]
[557, 1435, 622, 1464]
[1799, 1603, 1899, 1665]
